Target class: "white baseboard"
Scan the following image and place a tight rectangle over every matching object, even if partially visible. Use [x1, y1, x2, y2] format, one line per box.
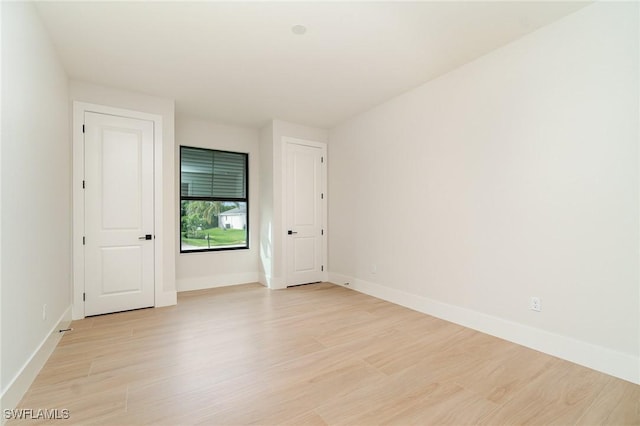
[258, 273, 284, 289]
[269, 276, 286, 290]
[0, 306, 72, 420]
[329, 273, 640, 385]
[177, 272, 259, 292]
[258, 272, 269, 287]
[155, 290, 177, 307]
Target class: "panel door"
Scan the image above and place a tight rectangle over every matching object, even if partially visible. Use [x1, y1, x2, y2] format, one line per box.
[285, 142, 324, 286]
[84, 112, 154, 316]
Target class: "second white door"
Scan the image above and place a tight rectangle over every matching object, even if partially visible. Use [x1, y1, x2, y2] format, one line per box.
[84, 112, 155, 316]
[285, 141, 326, 286]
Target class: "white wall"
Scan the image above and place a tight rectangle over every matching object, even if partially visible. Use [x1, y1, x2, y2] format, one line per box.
[176, 116, 260, 291]
[1, 1, 72, 409]
[259, 122, 274, 287]
[69, 81, 177, 307]
[1, 1, 4, 412]
[329, 2, 640, 383]
[260, 120, 328, 288]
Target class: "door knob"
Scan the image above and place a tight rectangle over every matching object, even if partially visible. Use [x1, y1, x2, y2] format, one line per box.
[287, 230, 298, 235]
[139, 234, 152, 240]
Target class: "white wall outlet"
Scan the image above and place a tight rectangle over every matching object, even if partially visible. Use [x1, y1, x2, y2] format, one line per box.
[530, 297, 541, 312]
[42, 304, 47, 320]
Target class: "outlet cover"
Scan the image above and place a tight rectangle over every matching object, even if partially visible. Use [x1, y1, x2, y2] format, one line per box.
[530, 297, 541, 312]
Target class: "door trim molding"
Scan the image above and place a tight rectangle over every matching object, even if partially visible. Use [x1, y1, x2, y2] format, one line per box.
[281, 137, 328, 287]
[72, 102, 164, 319]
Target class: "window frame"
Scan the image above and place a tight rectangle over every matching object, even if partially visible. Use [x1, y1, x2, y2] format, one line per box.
[179, 145, 249, 253]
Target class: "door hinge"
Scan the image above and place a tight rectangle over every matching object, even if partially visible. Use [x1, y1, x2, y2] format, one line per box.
[321, 156, 324, 163]
[83, 292, 86, 301]
[321, 193, 324, 200]
[82, 124, 85, 133]
[321, 265, 324, 272]
[321, 229, 324, 236]
[82, 180, 85, 189]
[82, 236, 85, 245]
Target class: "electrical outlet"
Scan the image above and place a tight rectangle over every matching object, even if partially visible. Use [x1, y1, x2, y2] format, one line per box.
[530, 297, 541, 312]
[42, 304, 47, 320]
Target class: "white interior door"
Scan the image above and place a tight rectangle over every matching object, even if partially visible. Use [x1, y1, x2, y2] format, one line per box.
[285, 141, 325, 286]
[84, 112, 155, 316]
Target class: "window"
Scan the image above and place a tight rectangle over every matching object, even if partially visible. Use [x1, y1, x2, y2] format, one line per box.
[180, 146, 248, 252]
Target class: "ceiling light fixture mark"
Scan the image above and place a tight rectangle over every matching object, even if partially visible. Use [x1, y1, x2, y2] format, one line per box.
[291, 25, 307, 35]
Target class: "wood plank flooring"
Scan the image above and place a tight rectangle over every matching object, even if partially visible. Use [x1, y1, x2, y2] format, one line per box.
[11, 283, 640, 425]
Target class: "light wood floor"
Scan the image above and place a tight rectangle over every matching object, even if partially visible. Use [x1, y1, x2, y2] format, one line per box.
[12, 283, 640, 425]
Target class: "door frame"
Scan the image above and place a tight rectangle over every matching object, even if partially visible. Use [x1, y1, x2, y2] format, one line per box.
[281, 136, 328, 286]
[72, 102, 164, 319]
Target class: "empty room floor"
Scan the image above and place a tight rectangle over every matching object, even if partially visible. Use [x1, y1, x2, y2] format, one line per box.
[11, 283, 640, 425]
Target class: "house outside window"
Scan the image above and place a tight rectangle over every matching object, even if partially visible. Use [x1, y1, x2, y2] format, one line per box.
[180, 146, 248, 252]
